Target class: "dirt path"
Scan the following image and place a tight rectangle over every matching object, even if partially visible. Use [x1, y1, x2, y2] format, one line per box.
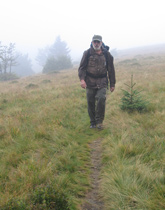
[81, 138, 104, 210]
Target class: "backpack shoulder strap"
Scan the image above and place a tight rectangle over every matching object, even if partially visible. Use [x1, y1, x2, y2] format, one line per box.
[83, 48, 91, 70]
[103, 49, 108, 70]
[86, 48, 91, 61]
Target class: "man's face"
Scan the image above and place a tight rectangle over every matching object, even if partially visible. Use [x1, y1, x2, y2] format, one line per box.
[92, 40, 102, 51]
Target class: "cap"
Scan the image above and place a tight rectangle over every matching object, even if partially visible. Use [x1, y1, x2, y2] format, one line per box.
[92, 35, 102, 42]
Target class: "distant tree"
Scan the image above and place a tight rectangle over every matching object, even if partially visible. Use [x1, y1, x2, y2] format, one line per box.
[43, 56, 56, 73]
[36, 46, 50, 67]
[43, 55, 73, 73]
[12, 53, 34, 77]
[54, 55, 73, 70]
[36, 36, 73, 73]
[49, 36, 70, 58]
[8, 43, 18, 73]
[0, 42, 18, 73]
[0, 45, 8, 73]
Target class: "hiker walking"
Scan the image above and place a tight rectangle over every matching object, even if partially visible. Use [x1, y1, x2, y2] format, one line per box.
[78, 35, 116, 129]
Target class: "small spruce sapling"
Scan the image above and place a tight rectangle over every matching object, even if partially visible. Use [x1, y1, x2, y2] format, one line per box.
[120, 74, 148, 112]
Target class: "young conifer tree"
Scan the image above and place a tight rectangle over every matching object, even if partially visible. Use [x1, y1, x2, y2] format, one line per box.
[120, 74, 148, 112]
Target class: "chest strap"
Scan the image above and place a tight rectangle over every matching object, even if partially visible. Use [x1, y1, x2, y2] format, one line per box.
[86, 71, 107, 78]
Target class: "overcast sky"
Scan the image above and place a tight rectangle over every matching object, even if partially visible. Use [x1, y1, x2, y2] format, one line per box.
[1, 0, 165, 71]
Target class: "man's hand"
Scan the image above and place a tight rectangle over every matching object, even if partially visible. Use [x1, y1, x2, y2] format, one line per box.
[110, 87, 115, 92]
[80, 80, 87, 89]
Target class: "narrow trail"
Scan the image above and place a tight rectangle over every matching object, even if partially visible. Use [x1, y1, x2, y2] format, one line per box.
[81, 138, 104, 210]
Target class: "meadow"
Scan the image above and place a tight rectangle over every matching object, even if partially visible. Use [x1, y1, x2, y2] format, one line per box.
[0, 51, 164, 209]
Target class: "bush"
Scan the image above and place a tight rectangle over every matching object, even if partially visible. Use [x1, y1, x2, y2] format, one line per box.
[1, 185, 70, 210]
[25, 83, 39, 89]
[0, 73, 19, 81]
[43, 55, 73, 73]
[30, 185, 70, 210]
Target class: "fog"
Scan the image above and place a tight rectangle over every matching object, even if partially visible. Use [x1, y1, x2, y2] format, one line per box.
[1, 0, 165, 73]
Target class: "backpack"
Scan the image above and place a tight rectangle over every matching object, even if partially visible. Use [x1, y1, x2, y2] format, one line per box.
[102, 42, 110, 51]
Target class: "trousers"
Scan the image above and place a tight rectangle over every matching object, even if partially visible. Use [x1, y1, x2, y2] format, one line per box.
[86, 88, 106, 125]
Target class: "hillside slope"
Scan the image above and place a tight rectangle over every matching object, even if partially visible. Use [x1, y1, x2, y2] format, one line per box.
[0, 52, 165, 209]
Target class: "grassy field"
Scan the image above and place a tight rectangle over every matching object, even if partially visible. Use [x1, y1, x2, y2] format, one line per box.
[0, 52, 164, 209]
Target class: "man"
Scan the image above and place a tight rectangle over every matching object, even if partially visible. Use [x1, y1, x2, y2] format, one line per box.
[78, 35, 116, 129]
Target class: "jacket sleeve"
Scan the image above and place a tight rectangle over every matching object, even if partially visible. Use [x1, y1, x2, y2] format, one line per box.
[107, 52, 116, 87]
[78, 50, 88, 81]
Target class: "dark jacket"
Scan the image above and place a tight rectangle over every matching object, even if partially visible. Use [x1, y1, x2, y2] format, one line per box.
[78, 46, 116, 89]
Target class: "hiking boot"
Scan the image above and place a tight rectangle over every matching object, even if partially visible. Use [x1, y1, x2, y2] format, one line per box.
[97, 124, 103, 130]
[90, 124, 96, 129]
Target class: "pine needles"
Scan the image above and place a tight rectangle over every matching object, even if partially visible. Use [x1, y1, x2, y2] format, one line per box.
[120, 74, 149, 112]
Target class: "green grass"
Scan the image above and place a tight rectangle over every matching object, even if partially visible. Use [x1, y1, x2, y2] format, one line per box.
[101, 54, 165, 210]
[0, 53, 165, 210]
[0, 69, 105, 209]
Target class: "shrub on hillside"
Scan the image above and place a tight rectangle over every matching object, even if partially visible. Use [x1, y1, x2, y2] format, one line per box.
[0, 73, 19, 81]
[30, 185, 70, 210]
[25, 83, 39, 89]
[1, 185, 70, 210]
[43, 55, 73, 73]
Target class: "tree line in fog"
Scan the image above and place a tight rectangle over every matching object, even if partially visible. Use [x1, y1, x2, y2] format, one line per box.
[0, 42, 34, 79]
[0, 36, 73, 80]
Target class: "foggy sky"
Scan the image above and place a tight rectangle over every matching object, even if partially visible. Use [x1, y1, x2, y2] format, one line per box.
[1, 0, 165, 72]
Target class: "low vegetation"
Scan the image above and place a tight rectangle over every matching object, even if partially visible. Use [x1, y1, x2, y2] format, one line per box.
[102, 53, 165, 210]
[0, 73, 19, 81]
[0, 52, 164, 209]
[120, 74, 149, 112]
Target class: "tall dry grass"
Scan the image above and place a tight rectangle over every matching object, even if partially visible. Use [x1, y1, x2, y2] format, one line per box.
[101, 54, 165, 210]
[0, 52, 164, 209]
[0, 69, 103, 209]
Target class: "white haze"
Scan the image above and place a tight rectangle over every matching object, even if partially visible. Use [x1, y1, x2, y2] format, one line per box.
[0, 0, 165, 72]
